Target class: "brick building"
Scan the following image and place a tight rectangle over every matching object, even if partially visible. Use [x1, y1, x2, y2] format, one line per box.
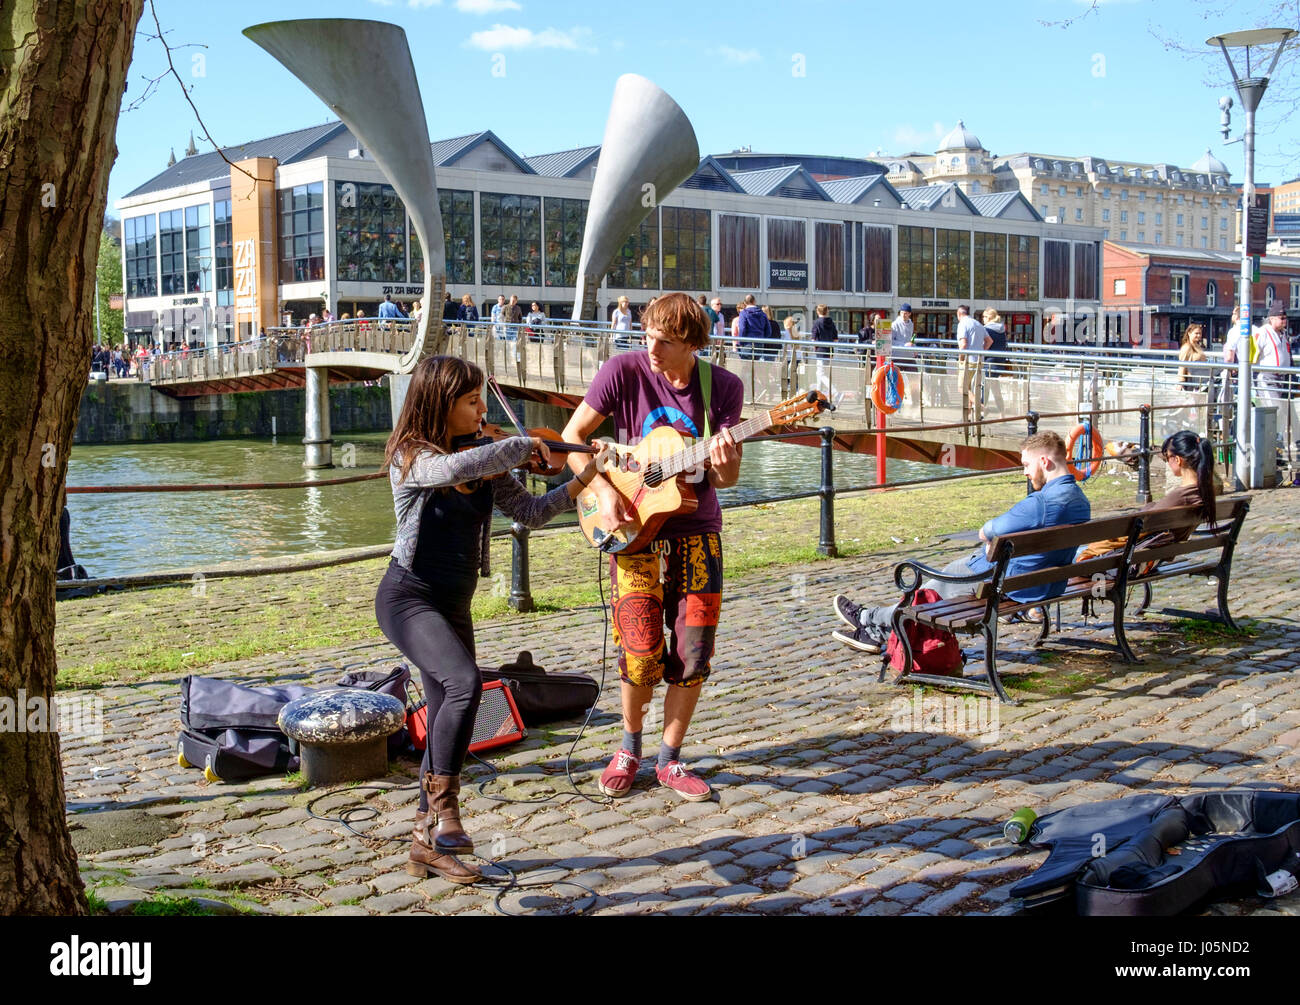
[1103, 241, 1300, 349]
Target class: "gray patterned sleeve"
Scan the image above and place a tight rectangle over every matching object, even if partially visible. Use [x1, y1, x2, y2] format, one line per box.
[492, 474, 575, 528]
[397, 437, 535, 488]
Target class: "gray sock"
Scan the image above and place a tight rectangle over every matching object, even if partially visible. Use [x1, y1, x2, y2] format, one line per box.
[622, 730, 642, 759]
[658, 743, 681, 771]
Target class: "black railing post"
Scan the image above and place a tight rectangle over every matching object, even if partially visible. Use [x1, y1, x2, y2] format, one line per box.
[509, 520, 534, 612]
[1024, 410, 1039, 496]
[817, 426, 838, 558]
[1137, 403, 1153, 504]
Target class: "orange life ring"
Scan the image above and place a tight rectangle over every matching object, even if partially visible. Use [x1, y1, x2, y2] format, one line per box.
[870, 363, 906, 415]
[1066, 422, 1103, 480]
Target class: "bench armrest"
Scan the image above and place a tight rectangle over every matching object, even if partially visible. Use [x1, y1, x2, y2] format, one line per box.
[892, 557, 995, 594]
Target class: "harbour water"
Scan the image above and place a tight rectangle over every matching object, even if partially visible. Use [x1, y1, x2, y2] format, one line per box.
[65, 435, 956, 578]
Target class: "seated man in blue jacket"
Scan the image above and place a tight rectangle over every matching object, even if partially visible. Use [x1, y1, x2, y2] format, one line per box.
[832, 430, 1090, 653]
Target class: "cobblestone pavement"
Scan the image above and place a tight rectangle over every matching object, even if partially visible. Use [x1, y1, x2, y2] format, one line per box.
[64, 487, 1300, 916]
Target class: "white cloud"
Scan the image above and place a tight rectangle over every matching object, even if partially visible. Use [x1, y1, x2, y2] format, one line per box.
[455, 0, 522, 12]
[890, 121, 946, 151]
[408, 0, 442, 7]
[367, 0, 397, 7]
[466, 24, 593, 51]
[719, 46, 760, 64]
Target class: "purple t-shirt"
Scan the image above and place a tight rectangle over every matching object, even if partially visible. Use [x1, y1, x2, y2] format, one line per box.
[584, 352, 744, 537]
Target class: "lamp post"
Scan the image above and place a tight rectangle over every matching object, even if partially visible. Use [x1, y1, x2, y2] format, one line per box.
[1207, 27, 1297, 490]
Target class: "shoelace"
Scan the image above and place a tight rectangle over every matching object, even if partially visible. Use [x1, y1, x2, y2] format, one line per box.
[664, 763, 686, 779]
[615, 751, 637, 771]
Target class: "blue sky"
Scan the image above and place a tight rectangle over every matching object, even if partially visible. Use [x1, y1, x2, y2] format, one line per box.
[106, 0, 1299, 210]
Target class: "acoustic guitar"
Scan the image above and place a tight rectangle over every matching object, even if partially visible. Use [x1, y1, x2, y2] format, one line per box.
[576, 390, 832, 553]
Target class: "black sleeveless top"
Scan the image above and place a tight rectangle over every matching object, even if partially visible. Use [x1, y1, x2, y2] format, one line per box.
[410, 479, 493, 595]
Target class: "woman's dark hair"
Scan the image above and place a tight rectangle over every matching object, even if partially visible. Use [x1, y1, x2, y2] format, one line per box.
[1162, 430, 1216, 526]
[384, 355, 484, 482]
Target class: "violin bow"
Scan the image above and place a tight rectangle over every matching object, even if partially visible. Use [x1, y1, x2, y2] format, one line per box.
[487, 376, 529, 437]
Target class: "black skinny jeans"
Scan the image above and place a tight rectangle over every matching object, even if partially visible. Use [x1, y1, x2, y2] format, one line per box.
[375, 562, 481, 809]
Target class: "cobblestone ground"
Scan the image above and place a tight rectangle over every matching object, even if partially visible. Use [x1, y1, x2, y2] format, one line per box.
[64, 487, 1300, 916]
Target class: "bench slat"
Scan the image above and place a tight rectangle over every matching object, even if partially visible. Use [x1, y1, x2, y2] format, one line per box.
[989, 514, 1137, 556]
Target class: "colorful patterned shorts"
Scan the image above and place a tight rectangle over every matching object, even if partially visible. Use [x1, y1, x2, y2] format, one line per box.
[609, 532, 723, 689]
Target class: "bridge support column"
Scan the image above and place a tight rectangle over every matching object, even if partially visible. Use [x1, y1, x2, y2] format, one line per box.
[303, 366, 333, 469]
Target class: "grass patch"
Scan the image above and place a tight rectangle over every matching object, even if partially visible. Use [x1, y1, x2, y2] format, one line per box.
[1173, 618, 1258, 645]
[84, 889, 107, 915]
[130, 896, 221, 916]
[55, 471, 1143, 688]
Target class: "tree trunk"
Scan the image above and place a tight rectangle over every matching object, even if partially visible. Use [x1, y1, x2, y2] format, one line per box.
[0, 0, 144, 914]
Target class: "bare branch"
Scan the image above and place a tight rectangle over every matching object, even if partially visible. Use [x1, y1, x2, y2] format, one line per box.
[1038, 0, 1102, 30]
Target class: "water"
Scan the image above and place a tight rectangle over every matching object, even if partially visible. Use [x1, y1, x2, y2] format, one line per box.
[65, 435, 953, 578]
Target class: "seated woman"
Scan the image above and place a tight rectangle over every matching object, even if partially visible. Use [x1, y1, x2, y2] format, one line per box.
[1075, 430, 1219, 567]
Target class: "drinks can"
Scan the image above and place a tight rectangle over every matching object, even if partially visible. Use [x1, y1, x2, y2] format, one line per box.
[1004, 807, 1038, 844]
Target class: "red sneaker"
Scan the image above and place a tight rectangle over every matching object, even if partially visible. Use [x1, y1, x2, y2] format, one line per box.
[655, 761, 712, 802]
[597, 749, 641, 798]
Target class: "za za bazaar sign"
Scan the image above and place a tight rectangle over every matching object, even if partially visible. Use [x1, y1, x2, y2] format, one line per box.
[235, 238, 256, 315]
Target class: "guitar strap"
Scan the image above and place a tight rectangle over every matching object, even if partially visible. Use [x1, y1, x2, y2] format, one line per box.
[698, 358, 712, 441]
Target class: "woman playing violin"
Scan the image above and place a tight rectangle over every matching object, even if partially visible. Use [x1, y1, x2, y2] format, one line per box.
[377, 355, 606, 884]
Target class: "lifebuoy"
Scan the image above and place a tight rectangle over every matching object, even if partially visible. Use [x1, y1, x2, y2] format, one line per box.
[1066, 421, 1103, 480]
[870, 363, 906, 415]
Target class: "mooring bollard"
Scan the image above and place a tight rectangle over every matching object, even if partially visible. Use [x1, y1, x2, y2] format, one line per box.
[817, 426, 838, 558]
[510, 520, 534, 612]
[1137, 404, 1153, 504]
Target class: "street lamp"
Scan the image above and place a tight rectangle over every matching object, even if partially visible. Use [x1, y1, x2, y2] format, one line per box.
[1207, 27, 1297, 490]
[198, 255, 213, 350]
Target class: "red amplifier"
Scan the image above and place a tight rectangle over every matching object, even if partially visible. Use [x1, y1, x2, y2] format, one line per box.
[406, 679, 526, 753]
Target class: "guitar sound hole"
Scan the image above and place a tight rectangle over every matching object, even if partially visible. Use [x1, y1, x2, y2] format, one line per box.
[644, 464, 663, 488]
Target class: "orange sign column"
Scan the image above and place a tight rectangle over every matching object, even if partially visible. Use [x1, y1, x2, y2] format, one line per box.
[230, 157, 279, 340]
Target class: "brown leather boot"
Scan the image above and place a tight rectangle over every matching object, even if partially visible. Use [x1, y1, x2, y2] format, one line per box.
[425, 773, 473, 853]
[406, 804, 479, 884]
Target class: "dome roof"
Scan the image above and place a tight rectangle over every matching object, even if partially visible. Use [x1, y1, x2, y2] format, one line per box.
[938, 120, 983, 152]
[1190, 148, 1230, 176]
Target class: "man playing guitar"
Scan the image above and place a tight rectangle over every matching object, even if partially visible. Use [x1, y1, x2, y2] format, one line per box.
[560, 292, 744, 802]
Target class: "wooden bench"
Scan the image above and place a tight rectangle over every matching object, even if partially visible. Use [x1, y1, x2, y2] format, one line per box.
[882, 496, 1251, 703]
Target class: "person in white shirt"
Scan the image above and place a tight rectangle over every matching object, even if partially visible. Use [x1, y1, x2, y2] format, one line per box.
[710, 297, 726, 343]
[491, 295, 507, 341]
[611, 295, 633, 348]
[1253, 301, 1292, 407]
[890, 302, 916, 377]
[955, 304, 991, 422]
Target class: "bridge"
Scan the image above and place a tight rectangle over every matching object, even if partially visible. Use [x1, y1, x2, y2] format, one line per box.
[140, 317, 1294, 480]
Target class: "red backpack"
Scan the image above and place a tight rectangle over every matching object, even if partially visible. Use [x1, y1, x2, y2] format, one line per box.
[885, 588, 964, 677]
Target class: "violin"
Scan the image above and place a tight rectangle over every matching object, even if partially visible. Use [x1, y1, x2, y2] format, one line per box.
[455, 421, 600, 476]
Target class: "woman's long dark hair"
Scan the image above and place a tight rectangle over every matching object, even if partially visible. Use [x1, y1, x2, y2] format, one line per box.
[384, 355, 484, 483]
[1162, 430, 1216, 526]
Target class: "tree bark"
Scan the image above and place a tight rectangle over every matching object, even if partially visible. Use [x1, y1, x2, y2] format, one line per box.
[0, 0, 145, 914]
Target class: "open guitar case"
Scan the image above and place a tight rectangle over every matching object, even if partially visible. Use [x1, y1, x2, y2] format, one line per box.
[1009, 790, 1300, 915]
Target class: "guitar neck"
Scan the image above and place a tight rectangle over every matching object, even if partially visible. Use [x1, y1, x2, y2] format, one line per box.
[658, 411, 773, 478]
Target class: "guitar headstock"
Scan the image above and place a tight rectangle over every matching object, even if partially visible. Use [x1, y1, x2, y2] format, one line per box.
[770, 390, 833, 427]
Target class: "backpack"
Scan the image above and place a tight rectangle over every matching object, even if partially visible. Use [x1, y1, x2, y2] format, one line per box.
[884, 588, 964, 677]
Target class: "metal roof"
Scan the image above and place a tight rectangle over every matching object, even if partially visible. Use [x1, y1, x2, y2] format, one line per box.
[728, 164, 830, 200]
[968, 191, 1040, 219]
[819, 174, 898, 205]
[1105, 240, 1300, 269]
[898, 183, 977, 213]
[525, 145, 600, 177]
[428, 130, 535, 172]
[124, 121, 348, 198]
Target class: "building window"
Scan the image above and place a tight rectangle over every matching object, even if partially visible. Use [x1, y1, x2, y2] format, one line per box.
[1075, 208, 1083, 221]
[898, 225, 935, 299]
[1121, 190, 1128, 201]
[1265, 283, 1276, 304]
[1155, 212, 1162, 225]
[608, 214, 659, 290]
[1201, 236, 1208, 248]
[1200, 216, 1208, 229]
[1176, 233, 1184, 247]
[427, 189, 474, 286]
[1043, 240, 1070, 299]
[1007, 234, 1039, 301]
[1120, 230, 1127, 241]
[973, 232, 1006, 300]
[480, 192, 542, 287]
[1073, 242, 1099, 300]
[543, 196, 588, 288]
[1102, 209, 1110, 222]
[335, 181, 399, 283]
[767, 217, 806, 266]
[1176, 213, 1183, 227]
[1058, 185, 1066, 196]
[1154, 233, 1162, 244]
[1220, 217, 1228, 231]
[1290, 281, 1300, 309]
[124, 215, 157, 299]
[719, 214, 759, 289]
[279, 182, 326, 284]
[184, 204, 211, 293]
[159, 208, 184, 295]
[214, 199, 232, 306]
[1219, 237, 1227, 250]
[1114, 278, 1127, 296]
[1138, 212, 1146, 224]
[1120, 210, 1128, 223]
[814, 221, 845, 292]
[1138, 231, 1145, 242]
[1139, 191, 1145, 201]
[1103, 187, 1111, 198]
[1207, 280, 1217, 307]
[863, 225, 891, 293]
[1057, 206, 1065, 220]
[1171, 273, 1186, 307]
[662, 206, 710, 290]
[935, 228, 970, 298]
[1039, 205, 1049, 218]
